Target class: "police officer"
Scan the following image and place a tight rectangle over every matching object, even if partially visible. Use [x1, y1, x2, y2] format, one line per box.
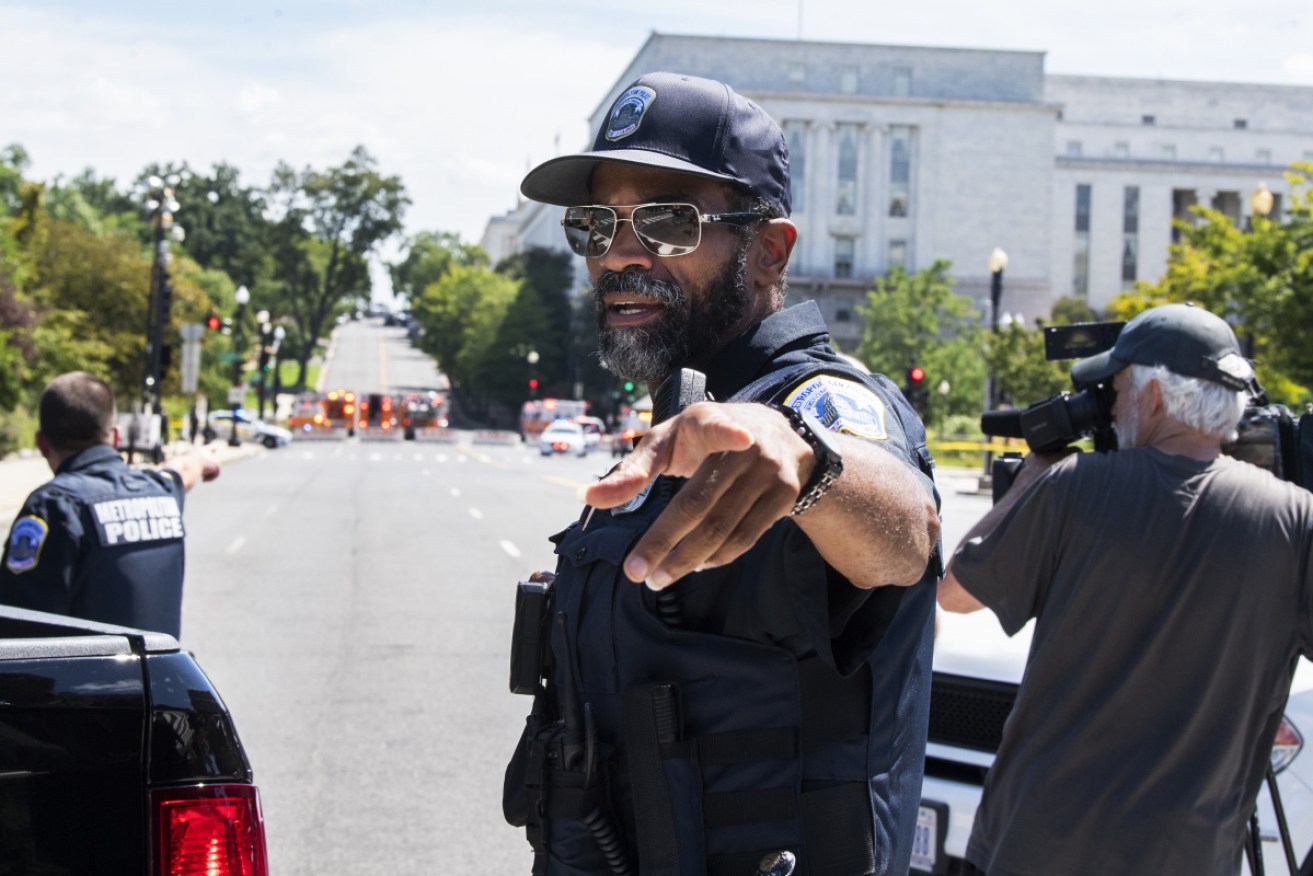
[505, 72, 942, 875]
[0, 371, 220, 638]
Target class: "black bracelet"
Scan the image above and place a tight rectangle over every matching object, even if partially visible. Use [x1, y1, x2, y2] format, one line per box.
[771, 404, 844, 516]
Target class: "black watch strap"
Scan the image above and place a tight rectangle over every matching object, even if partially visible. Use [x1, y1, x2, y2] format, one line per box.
[771, 404, 845, 516]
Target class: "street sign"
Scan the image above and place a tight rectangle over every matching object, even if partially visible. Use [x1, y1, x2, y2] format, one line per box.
[179, 323, 207, 342]
[218, 351, 243, 363]
[227, 385, 247, 405]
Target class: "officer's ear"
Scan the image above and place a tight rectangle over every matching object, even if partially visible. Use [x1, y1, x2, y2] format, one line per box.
[111, 425, 121, 449]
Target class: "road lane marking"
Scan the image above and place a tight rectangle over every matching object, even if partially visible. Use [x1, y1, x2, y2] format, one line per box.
[226, 536, 246, 554]
[264, 504, 279, 517]
[450, 488, 461, 497]
[422, 468, 431, 476]
[500, 540, 521, 559]
[541, 475, 590, 491]
[469, 508, 484, 520]
[435, 453, 449, 463]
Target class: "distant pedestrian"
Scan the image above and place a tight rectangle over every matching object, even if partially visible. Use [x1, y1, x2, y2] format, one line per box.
[0, 371, 220, 638]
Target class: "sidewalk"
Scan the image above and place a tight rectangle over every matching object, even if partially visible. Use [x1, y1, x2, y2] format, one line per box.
[0, 440, 263, 524]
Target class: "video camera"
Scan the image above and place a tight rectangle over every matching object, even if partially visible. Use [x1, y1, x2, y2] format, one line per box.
[981, 320, 1313, 495]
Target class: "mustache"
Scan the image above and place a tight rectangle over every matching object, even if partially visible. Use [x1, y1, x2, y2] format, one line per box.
[593, 269, 684, 307]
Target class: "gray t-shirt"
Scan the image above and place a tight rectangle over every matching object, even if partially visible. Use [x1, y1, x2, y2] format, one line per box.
[953, 448, 1313, 876]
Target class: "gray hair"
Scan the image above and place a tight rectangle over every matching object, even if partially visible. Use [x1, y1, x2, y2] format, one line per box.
[1127, 363, 1246, 441]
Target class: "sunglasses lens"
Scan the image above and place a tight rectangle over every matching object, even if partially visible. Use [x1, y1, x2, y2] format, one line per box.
[633, 204, 700, 256]
[562, 207, 615, 257]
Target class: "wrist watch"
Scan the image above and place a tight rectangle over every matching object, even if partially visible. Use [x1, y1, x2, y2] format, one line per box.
[771, 404, 844, 516]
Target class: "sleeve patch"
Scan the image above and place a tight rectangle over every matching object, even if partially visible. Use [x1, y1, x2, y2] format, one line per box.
[782, 375, 888, 441]
[6, 516, 49, 574]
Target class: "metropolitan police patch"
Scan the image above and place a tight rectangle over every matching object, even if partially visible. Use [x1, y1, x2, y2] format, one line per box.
[606, 86, 656, 142]
[5, 516, 49, 574]
[783, 375, 889, 441]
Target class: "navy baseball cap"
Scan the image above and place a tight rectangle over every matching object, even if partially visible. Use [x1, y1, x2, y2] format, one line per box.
[1070, 303, 1253, 390]
[520, 72, 791, 216]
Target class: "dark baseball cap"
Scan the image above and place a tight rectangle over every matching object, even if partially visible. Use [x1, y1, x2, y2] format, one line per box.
[1070, 303, 1253, 390]
[520, 72, 791, 216]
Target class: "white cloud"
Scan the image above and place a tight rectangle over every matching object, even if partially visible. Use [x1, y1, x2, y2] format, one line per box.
[1285, 54, 1313, 81]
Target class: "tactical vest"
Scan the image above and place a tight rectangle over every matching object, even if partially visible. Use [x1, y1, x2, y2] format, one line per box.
[505, 363, 937, 876]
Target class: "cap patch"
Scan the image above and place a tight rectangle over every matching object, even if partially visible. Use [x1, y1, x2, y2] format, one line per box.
[783, 375, 888, 442]
[6, 516, 49, 574]
[606, 86, 656, 142]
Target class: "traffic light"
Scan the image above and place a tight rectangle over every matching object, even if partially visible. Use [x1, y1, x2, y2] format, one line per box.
[205, 313, 222, 331]
[528, 378, 539, 395]
[905, 366, 929, 414]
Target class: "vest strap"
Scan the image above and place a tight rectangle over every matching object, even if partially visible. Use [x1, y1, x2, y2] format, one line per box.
[672, 726, 797, 765]
[703, 786, 797, 827]
[801, 783, 877, 875]
[622, 684, 682, 875]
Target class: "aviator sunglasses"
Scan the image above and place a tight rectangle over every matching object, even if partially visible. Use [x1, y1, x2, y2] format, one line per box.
[561, 203, 767, 258]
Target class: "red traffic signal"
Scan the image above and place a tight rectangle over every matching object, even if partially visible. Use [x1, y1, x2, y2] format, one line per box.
[909, 366, 926, 385]
[205, 314, 222, 331]
[528, 378, 539, 390]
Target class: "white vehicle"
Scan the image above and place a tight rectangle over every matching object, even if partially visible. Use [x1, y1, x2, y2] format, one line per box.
[917, 612, 1313, 875]
[538, 420, 588, 457]
[576, 416, 606, 450]
[205, 409, 292, 449]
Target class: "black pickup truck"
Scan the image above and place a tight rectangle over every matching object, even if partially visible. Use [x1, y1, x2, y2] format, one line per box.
[0, 605, 268, 876]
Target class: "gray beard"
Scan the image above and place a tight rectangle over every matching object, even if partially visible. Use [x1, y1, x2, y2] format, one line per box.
[594, 246, 750, 385]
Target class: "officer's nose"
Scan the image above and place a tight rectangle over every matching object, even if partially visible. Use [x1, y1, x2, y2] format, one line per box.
[595, 211, 655, 274]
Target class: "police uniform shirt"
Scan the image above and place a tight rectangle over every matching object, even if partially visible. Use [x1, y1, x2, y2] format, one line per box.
[1, 444, 188, 637]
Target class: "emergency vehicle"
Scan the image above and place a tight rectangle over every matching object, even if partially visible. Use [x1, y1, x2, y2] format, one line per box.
[520, 398, 588, 441]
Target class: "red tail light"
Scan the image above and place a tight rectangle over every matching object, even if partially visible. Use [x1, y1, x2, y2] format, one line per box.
[153, 784, 268, 876]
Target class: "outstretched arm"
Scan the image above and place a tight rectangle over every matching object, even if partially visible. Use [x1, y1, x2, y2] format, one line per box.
[581, 402, 940, 591]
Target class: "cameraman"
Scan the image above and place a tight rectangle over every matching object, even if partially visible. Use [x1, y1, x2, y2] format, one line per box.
[939, 303, 1313, 876]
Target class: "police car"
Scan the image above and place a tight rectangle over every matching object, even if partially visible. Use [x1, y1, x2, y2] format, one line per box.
[204, 410, 292, 449]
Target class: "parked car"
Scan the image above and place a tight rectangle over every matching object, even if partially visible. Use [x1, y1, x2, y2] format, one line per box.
[204, 409, 292, 448]
[917, 613, 1313, 874]
[538, 419, 588, 457]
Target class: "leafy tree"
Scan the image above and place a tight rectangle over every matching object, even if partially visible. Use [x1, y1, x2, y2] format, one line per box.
[169, 163, 272, 291]
[855, 260, 983, 424]
[390, 231, 488, 305]
[0, 144, 30, 216]
[267, 146, 409, 388]
[495, 246, 575, 396]
[1123, 163, 1313, 403]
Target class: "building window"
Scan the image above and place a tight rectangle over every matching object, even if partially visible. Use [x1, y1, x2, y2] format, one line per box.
[1257, 149, 1272, 164]
[835, 298, 854, 322]
[1066, 140, 1082, 157]
[1172, 188, 1198, 243]
[893, 66, 912, 97]
[1073, 184, 1092, 299]
[840, 65, 859, 94]
[836, 123, 860, 216]
[889, 125, 912, 217]
[1234, 118, 1248, 130]
[888, 239, 908, 270]
[834, 236, 855, 278]
[1209, 146, 1225, 163]
[789, 63, 806, 85]
[1161, 143, 1177, 159]
[1142, 114, 1156, 125]
[1212, 190, 1241, 226]
[1122, 186, 1140, 286]
[1113, 142, 1130, 158]
[784, 121, 807, 214]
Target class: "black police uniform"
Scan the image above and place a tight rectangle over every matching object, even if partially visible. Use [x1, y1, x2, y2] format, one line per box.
[506, 302, 941, 876]
[1, 444, 189, 637]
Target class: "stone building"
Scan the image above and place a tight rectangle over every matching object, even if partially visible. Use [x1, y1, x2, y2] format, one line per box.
[499, 33, 1313, 352]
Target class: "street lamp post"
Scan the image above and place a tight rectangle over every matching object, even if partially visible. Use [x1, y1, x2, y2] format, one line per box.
[255, 310, 271, 420]
[271, 326, 286, 422]
[228, 285, 250, 447]
[1250, 181, 1274, 224]
[983, 247, 1008, 479]
[139, 175, 184, 460]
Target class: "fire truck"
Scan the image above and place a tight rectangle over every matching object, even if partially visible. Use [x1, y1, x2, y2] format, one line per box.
[357, 392, 399, 434]
[400, 391, 449, 439]
[287, 390, 356, 437]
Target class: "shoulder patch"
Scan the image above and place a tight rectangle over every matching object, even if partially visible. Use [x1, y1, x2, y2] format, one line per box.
[6, 516, 49, 574]
[783, 375, 889, 441]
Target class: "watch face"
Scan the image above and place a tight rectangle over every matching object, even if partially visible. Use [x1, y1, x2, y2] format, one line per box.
[800, 410, 843, 465]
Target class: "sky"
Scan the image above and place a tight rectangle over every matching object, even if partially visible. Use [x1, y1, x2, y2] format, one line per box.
[4, 0, 1311, 284]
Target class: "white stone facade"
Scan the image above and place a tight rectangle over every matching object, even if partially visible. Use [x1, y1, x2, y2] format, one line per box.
[492, 34, 1313, 351]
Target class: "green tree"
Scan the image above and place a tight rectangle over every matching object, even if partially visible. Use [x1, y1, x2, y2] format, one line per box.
[268, 146, 410, 388]
[390, 231, 488, 306]
[855, 260, 982, 424]
[1126, 163, 1313, 403]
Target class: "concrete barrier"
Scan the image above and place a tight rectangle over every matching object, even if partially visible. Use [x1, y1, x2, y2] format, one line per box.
[470, 430, 522, 446]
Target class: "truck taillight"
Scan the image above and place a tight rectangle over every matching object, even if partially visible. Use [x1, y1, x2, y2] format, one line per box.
[153, 784, 268, 876]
